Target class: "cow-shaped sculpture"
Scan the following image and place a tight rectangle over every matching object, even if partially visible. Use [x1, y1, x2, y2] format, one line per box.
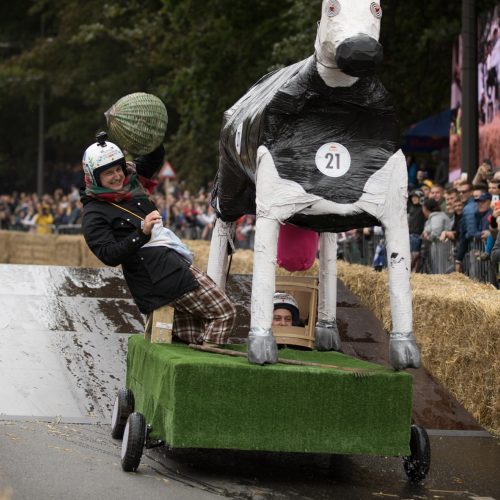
[207, 0, 421, 370]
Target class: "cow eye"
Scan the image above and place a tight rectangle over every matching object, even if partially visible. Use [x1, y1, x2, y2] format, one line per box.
[326, 0, 341, 18]
[370, 2, 382, 19]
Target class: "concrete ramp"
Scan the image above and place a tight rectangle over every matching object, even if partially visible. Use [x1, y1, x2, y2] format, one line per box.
[0, 265, 143, 422]
[0, 264, 485, 433]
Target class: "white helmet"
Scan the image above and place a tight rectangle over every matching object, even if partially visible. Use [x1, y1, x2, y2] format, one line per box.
[82, 131, 126, 186]
[273, 292, 300, 325]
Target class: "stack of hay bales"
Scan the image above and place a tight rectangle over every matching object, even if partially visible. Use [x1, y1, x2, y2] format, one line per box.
[0, 231, 102, 267]
[336, 262, 500, 436]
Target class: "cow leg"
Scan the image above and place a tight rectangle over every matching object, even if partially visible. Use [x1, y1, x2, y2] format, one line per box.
[247, 216, 279, 365]
[207, 218, 236, 290]
[382, 204, 421, 370]
[315, 232, 341, 351]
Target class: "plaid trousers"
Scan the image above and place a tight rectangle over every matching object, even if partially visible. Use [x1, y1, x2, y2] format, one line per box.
[169, 266, 236, 345]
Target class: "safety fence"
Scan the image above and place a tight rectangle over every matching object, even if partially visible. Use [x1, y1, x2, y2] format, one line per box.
[7, 223, 83, 235]
[5, 224, 498, 286]
[338, 234, 499, 287]
[54, 224, 82, 234]
[338, 233, 385, 267]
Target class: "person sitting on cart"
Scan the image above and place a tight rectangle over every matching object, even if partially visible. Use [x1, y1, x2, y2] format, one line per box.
[80, 132, 236, 346]
[272, 292, 301, 327]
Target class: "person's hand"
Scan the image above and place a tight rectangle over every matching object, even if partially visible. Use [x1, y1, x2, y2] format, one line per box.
[481, 230, 490, 241]
[422, 231, 429, 240]
[476, 164, 489, 180]
[141, 210, 162, 235]
[439, 231, 447, 241]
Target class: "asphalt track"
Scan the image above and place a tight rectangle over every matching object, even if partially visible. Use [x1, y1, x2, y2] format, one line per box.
[0, 264, 498, 500]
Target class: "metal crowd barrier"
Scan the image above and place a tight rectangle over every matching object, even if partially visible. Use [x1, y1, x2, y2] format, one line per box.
[339, 233, 498, 287]
[462, 239, 497, 285]
[424, 240, 455, 275]
[337, 232, 385, 267]
[8, 223, 82, 234]
[54, 224, 82, 234]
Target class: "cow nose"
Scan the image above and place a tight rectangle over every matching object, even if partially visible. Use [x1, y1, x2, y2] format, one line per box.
[335, 35, 383, 77]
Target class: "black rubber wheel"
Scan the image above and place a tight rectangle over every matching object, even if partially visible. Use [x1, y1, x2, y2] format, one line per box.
[403, 424, 431, 482]
[111, 388, 134, 439]
[121, 413, 146, 472]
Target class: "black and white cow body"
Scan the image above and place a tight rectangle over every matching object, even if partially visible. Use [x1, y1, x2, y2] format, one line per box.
[208, 0, 421, 371]
[216, 55, 399, 232]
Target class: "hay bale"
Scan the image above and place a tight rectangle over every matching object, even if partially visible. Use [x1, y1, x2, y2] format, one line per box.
[337, 262, 500, 436]
[54, 235, 82, 267]
[7, 232, 57, 265]
[0, 230, 11, 263]
[79, 237, 106, 267]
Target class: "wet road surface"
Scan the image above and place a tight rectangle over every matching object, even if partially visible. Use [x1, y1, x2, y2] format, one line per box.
[0, 264, 498, 499]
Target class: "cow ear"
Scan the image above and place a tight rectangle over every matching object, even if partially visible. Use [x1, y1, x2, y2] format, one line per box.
[326, 0, 341, 18]
[370, 2, 383, 19]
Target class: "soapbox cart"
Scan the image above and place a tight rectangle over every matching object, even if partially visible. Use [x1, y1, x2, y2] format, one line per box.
[111, 277, 430, 483]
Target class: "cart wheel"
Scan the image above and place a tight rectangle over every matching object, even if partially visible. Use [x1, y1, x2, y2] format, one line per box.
[121, 413, 146, 472]
[403, 424, 431, 482]
[111, 388, 135, 439]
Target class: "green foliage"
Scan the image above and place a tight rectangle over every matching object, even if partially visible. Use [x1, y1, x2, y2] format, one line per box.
[0, 0, 498, 191]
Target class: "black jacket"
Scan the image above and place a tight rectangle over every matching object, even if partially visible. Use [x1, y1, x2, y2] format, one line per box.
[80, 146, 198, 314]
[408, 202, 425, 235]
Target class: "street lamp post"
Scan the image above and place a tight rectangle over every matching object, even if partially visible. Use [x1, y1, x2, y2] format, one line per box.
[36, 14, 45, 197]
[37, 87, 45, 196]
[461, 0, 478, 180]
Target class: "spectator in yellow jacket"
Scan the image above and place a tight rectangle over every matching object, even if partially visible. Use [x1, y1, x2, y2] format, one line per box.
[34, 203, 53, 234]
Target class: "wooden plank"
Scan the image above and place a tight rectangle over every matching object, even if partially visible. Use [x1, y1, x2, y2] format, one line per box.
[151, 306, 174, 344]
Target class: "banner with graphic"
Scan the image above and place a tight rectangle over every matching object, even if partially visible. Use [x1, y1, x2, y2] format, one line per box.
[449, 5, 500, 181]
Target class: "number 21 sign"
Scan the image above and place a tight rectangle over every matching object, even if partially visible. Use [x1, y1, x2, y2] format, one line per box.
[315, 142, 351, 178]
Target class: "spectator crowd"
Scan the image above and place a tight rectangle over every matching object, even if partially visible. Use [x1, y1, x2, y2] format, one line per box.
[0, 180, 255, 249]
[1, 152, 499, 287]
[338, 153, 500, 287]
[405, 155, 500, 286]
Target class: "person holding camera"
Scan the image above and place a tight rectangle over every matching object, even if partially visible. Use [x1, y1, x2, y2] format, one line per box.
[80, 133, 236, 346]
[472, 159, 494, 186]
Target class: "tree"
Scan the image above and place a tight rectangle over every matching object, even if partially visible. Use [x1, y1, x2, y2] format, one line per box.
[159, 0, 293, 185]
[0, 0, 498, 191]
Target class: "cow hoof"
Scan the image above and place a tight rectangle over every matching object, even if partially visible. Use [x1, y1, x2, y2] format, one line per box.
[389, 332, 421, 370]
[315, 321, 341, 351]
[247, 329, 278, 365]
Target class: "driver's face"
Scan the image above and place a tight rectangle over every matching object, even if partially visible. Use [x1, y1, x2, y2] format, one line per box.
[272, 308, 293, 327]
[100, 164, 125, 190]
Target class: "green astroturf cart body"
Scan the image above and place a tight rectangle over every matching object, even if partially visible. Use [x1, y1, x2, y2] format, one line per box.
[111, 336, 430, 482]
